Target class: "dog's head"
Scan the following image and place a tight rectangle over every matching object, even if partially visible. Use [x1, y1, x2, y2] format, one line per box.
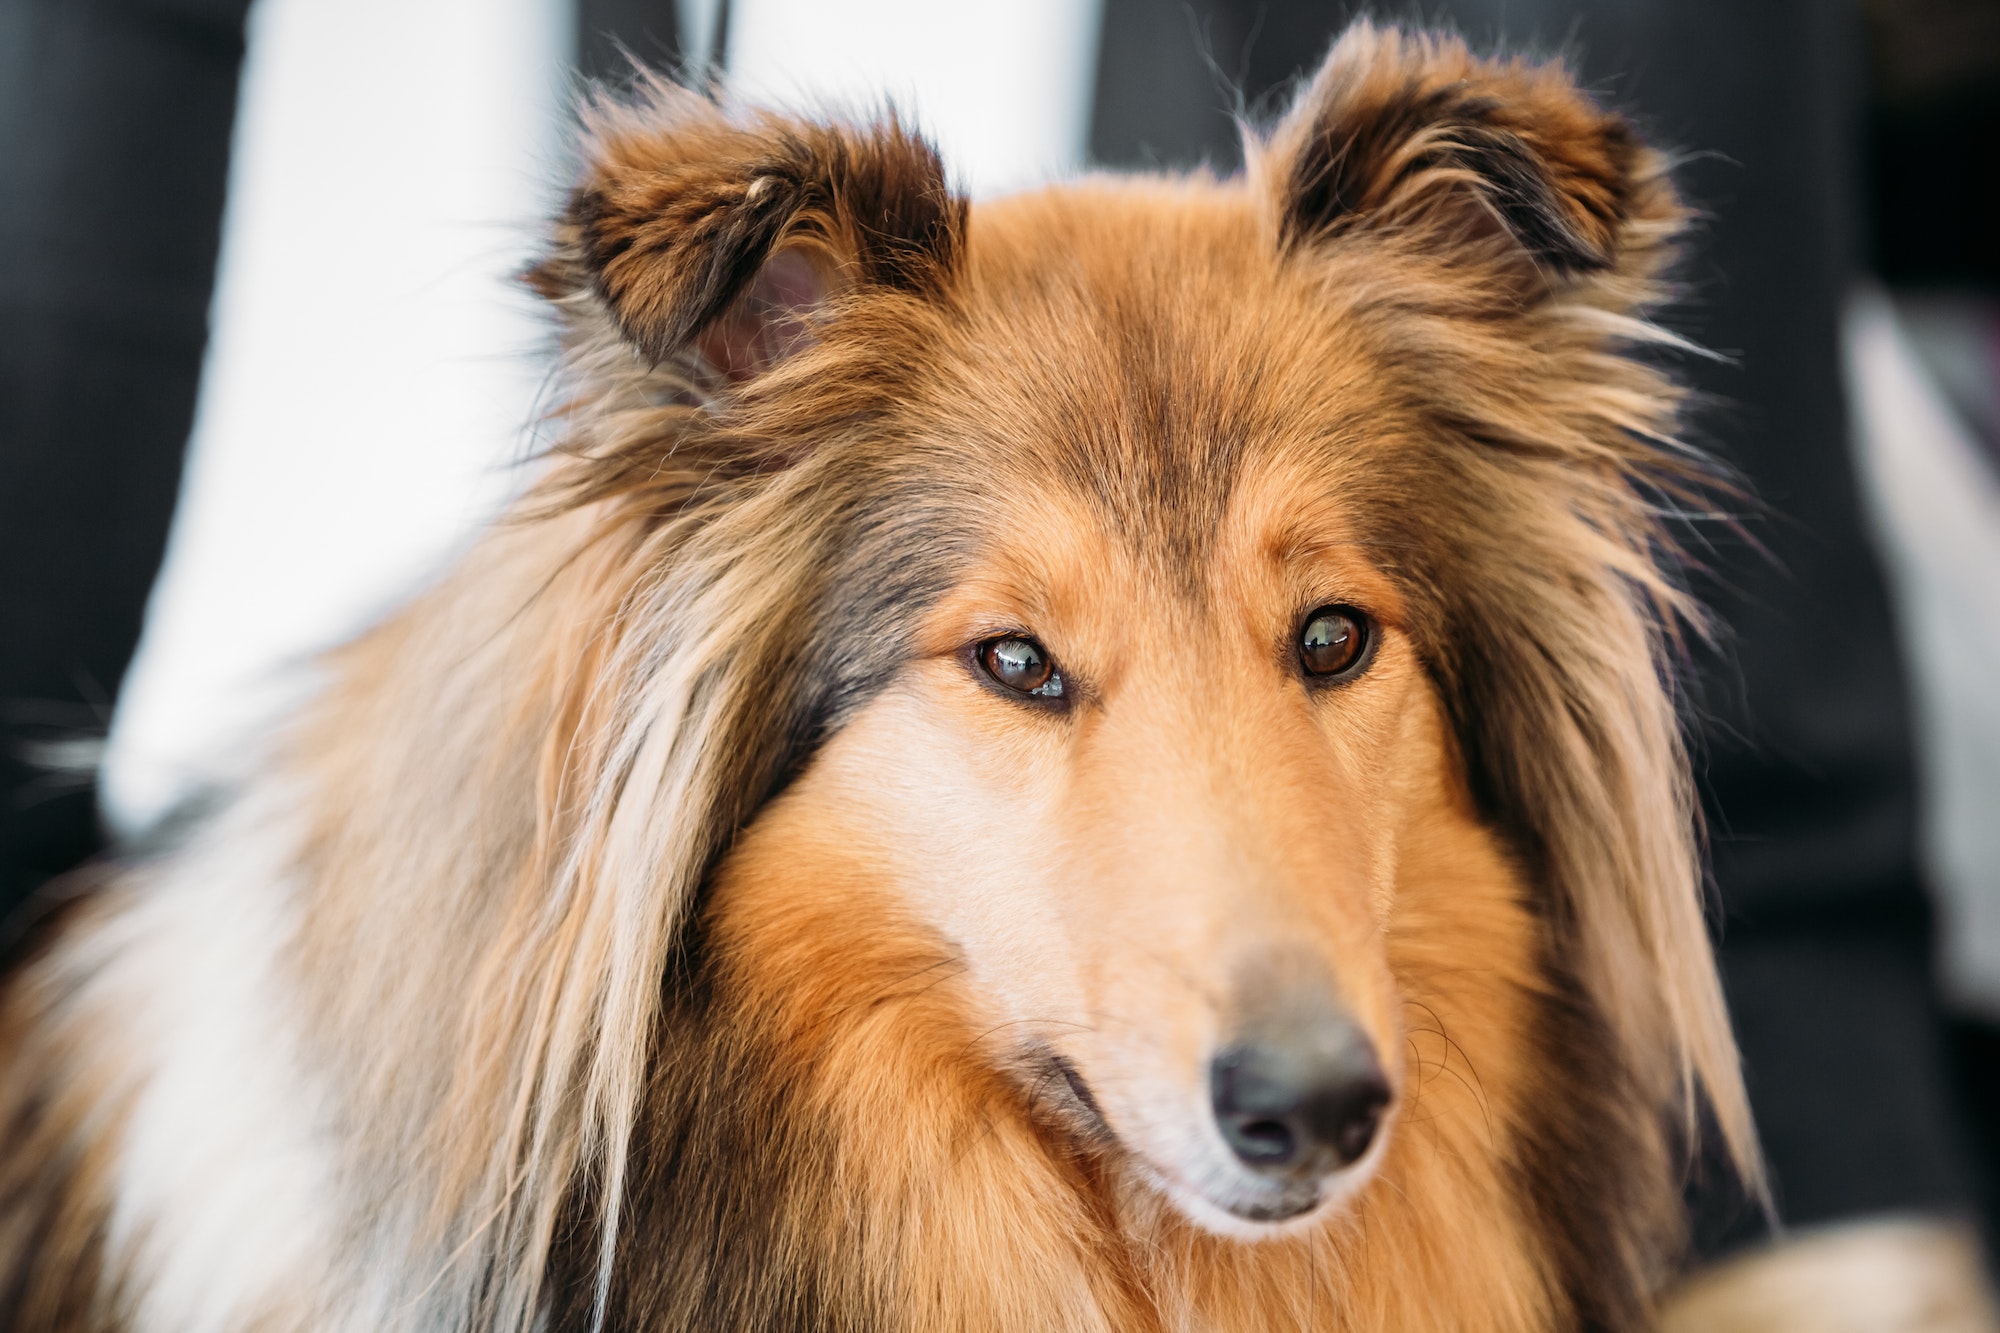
[527, 22, 1751, 1248]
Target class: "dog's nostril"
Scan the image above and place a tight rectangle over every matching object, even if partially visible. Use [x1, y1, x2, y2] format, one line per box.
[1324, 1075, 1389, 1164]
[1220, 1114, 1298, 1166]
[1210, 1031, 1390, 1178]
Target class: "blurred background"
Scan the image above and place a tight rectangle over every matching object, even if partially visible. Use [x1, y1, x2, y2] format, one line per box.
[2, 0, 1996, 1299]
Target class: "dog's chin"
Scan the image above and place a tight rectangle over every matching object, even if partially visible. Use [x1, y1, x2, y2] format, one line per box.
[1136, 1141, 1387, 1241]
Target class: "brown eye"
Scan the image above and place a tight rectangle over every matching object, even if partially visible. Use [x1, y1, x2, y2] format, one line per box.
[1298, 605, 1372, 681]
[979, 635, 1064, 699]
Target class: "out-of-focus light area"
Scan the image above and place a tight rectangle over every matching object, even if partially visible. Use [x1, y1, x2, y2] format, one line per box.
[100, 0, 1105, 832]
[1848, 291, 2000, 1015]
[101, 0, 574, 829]
[726, 1, 1101, 198]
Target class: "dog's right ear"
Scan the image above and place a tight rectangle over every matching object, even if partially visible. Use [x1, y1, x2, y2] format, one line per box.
[530, 90, 966, 381]
[1261, 21, 1659, 301]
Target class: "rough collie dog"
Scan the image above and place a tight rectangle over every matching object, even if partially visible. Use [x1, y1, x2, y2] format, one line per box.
[1, 22, 1760, 1332]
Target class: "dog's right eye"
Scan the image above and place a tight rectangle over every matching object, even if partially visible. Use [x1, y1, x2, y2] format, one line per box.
[978, 635, 1064, 700]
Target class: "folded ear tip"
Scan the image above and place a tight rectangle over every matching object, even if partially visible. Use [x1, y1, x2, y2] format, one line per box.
[1272, 18, 1671, 287]
[534, 93, 964, 379]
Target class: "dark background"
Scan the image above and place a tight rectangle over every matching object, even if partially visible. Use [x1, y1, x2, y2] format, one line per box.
[4, 0, 1996, 1265]
[1, 0, 252, 916]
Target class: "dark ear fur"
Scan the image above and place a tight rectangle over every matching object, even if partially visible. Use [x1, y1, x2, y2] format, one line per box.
[1269, 21, 1643, 285]
[533, 86, 965, 372]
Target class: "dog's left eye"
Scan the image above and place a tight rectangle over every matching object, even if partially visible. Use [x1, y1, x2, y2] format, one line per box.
[1298, 605, 1374, 681]
[978, 635, 1064, 700]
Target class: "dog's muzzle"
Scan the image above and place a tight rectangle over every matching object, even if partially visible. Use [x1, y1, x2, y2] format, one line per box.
[1200, 989, 1392, 1223]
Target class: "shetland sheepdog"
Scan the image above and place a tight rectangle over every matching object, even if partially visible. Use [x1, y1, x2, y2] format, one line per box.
[1, 22, 1762, 1332]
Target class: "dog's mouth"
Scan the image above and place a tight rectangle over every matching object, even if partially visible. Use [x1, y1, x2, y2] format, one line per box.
[1052, 1054, 1106, 1122]
[1207, 1178, 1325, 1224]
[1027, 1048, 1117, 1145]
[1021, 1047, 1384, 1232]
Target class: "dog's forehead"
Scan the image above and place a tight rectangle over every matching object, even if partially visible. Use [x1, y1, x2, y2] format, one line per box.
[931, 183, 1407, 581]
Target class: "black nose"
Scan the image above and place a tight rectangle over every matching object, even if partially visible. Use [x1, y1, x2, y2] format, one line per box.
[1210, 1024, 1390, 1178]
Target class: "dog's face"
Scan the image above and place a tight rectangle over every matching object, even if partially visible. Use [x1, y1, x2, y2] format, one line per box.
[542, 22, 1749, 1263]
[682, 178, 1516, 1233]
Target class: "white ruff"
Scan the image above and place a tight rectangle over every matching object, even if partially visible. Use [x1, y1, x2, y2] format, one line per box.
[83, 797, 354, 1333]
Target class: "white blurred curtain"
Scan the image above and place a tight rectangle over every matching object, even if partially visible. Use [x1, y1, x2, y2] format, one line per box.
[1846, 289, 2000, 1019]
[101, 0, 575, 831]
[724, 0, 1102, 199]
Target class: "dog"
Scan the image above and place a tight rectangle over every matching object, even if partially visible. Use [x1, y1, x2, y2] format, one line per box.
[1, 22, 1762, 1332]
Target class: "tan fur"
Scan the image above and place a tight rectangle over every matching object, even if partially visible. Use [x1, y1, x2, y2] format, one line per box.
[0, 21, 1760, 1332]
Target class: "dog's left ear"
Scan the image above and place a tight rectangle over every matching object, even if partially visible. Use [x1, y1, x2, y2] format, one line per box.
[533, 90, 965, 381]
[1265, 21, 1650, 294]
